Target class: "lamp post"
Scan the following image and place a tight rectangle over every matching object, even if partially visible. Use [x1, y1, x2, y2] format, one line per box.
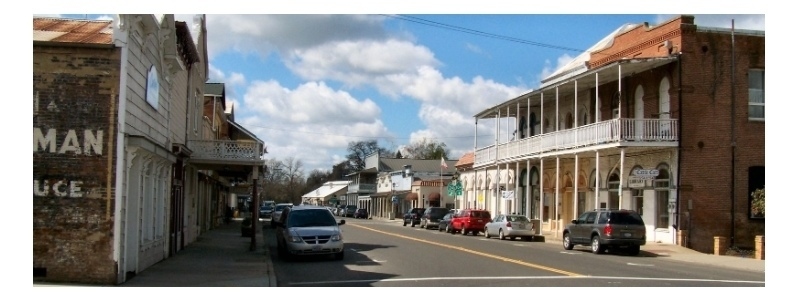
[389, 181, 396, 220]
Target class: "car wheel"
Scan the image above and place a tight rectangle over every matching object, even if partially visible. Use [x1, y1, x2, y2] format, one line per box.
[403, 221, 407, 226]
[563, 233, 574, 250]
[334, 251, 344, 261]
[461, 227, 468, 235]
[472, 231, 478, 236]
[499, 230, 506, 240]
[438, 226, 443, 232]
[524, 236, 533, 242]
[627, 245, 640, 256]
[446, 224, 453, 234]
[411, 222, 416, 227]
[591, 235, 606, 254]
[484, 228, 490, 238]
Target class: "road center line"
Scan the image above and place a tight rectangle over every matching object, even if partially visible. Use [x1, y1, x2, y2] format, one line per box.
[350, 223, 582, 277]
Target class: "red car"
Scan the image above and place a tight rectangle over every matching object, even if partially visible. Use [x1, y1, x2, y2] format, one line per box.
[450, 209, 492, 235]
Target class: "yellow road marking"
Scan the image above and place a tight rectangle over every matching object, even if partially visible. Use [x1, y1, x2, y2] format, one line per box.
[350, 223, 582, 277]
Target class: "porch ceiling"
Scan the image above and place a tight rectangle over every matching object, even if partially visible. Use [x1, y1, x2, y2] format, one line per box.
[475, 56, 677, 119]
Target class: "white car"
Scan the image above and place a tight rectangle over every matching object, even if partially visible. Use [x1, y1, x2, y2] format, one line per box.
[270, 203, 293, 228]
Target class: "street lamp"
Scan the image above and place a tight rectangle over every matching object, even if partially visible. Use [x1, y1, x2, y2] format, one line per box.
[389, 181, 397, 220]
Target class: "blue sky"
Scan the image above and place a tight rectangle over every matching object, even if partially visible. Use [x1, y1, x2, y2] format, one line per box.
[38, 2, 768, 176]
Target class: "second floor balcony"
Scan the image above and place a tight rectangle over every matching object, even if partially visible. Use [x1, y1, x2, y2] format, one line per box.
[348, 183, 377, 194]
[187, 139, 264, 167]
[474, 118, 679, 167]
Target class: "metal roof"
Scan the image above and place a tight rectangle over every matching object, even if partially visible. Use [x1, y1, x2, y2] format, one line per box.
[301, 181, 349, 199]
[33, 17, 113, 45]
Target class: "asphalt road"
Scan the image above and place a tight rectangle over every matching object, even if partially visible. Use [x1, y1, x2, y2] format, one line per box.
[265, 217, 765, 287]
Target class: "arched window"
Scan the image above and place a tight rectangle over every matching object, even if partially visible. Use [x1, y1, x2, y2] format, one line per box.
[654, 163, 671, 228]
[564, 112, 574, 129]
[607, 170, 620, 210]
[529, 112, 538, 136]
[519, 116, 527, 139]
[530, 167, 540, 219]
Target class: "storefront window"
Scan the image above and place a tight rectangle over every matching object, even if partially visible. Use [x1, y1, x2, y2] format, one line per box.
[654, 167, 670, 228]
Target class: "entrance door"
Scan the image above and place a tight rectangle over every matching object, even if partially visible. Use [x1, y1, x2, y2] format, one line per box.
[562, 191, 573, 231]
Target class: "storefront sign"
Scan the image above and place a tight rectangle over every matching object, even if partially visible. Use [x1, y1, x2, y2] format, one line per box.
[628, 177, 646, 188]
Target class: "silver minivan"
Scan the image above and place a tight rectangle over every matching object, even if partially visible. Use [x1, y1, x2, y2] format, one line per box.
[275, 206, 346, 260]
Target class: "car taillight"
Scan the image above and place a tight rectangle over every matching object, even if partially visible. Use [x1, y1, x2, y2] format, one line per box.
[506, 222, 512, 227]
[603, 224, 612, 236]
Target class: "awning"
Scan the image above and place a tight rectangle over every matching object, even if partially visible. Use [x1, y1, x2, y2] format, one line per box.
[428, 192, 441, 202]
[405, 193, 418, 201]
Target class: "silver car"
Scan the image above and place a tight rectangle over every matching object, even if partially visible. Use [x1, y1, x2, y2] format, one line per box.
[270, 203, 293, 228]
[275, 206, 345, 260]
[483, 214, 535, 241]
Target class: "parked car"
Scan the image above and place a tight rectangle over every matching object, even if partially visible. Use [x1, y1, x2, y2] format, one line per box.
[483, 214, 535, 241]
[562, 209, 646, 255]
[259, 201, 275, 219]
[402, 208, 426, 227]
[335, 204, 346, 216]
[438, 212, 454, 232]
[420, 207, 450, 229]
[354, 208, 369, 219]
[275, 206, 346, 261]
[270, 203, 293, 228]
[343, 205, 358, 217]
[450, 209, 492, 235]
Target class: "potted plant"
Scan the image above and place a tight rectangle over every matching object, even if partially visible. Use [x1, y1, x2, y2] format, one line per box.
[241, 218, 253, 237]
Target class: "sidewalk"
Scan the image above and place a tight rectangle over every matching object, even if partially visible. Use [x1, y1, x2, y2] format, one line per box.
[119, 219, 276, 287]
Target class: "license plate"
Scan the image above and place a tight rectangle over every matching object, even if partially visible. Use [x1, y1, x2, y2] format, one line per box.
[624, 233, 631, 237]
[312, 245, 322, 251]
[477, 220, 483, 222]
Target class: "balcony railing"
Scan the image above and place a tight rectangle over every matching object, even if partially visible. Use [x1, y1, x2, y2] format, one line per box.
[475, 118, 678, 167]
[348, 183, 377, 194]
[187, 139, 263, 162]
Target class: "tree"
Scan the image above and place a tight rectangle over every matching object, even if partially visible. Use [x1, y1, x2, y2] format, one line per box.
[282, 157, 305, 205]
[404, 138, 451, 160]
[345, 139, 392, 171]
[306, 169, 331, 191]
[751, 187, 765, 217]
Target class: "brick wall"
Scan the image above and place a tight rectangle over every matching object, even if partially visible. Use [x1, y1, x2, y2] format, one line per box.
[33, 45, 121, 284]
[677, 29, 765, 252]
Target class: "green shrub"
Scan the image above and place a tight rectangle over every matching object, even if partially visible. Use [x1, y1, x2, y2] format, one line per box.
[751, 187, 765, 217]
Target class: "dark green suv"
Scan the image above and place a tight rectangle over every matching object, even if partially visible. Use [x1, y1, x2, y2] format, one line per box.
[562, 209, 646, 255]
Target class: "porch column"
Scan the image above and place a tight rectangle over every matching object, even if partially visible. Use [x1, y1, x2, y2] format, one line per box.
[526, 159, 530, 219]
[620, 148, 625, 210]
[556, 156, 561, 237]
[539, 158, 544, 222]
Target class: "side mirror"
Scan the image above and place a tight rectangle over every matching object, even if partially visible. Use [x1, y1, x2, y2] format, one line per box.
[571, 220, 578, 224]
[339, 220, 346, 225]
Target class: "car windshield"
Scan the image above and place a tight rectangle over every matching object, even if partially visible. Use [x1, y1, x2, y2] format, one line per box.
[609, 212, 645, 225]
[287, 210, 337, 228]
[429, 208, 449, 217]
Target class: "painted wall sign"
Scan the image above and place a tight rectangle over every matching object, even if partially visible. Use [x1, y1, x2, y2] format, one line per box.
[632, 169, 659, 178]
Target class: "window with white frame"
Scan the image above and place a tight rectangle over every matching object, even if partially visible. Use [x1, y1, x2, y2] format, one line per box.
[654, 166, 671, 229]
[749, 69, 764, 120]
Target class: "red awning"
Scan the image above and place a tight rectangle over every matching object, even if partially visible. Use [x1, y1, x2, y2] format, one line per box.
[405, 193, 418, 201]
[428, 192, 441, 202]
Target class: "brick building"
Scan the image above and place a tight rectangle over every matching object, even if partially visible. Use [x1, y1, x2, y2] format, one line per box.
[468, 15, 764, 254]
[33, 15, 266, 285]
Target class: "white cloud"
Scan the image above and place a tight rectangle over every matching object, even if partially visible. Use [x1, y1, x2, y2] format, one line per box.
[286, 39, 440, 88]
[199, 15, 388, 59]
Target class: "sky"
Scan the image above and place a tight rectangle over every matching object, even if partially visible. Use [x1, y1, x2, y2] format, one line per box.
[34, 2, 768, 178]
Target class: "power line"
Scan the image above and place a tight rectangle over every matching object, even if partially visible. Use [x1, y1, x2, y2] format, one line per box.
[382, 14, 587, 53]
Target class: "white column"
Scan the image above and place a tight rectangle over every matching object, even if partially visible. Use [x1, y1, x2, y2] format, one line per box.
[619, 148, 625, 210]
[555, 156, 560, 236]
[574, 154, 579, 219]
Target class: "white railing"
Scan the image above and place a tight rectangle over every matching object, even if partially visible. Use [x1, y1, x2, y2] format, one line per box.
[187, 139, 263, 161]
[475, 118, 678, 166]
[348, 183, 377, 194]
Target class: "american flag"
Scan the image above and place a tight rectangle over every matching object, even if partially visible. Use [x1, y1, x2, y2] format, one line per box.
[440, 157, 447, 169]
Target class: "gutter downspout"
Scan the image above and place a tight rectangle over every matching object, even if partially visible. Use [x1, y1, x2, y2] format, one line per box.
[112, 15, 129, 284]
[729, 20, 737, 247]
[676, 52, 687, 247]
